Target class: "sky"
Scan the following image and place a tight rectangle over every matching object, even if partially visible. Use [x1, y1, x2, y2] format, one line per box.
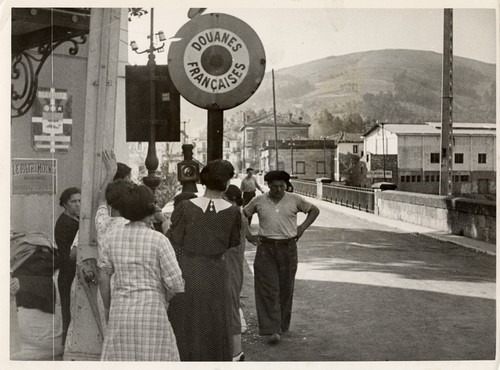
[125, 3, 497, 134]
[128, 6, 497, 70]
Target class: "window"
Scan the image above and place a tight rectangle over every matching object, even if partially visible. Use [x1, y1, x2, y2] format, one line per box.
[316, 161, 326, 174]
[401, 176, 405, 182]
[416, 175, 421, 182]
[296, 161, 305, 174]
[430, 175, 435, 182]
[430, 153, 439, 163]
[202, 141, 207, 150]
[225, 153, 230, 160]
[436, 175, 440, 182]
[353, 145, 358, 154]
[405, 175, 410, 182]
[225, 141, 230, 148]
[202, 154, 207, 163]
[478, 153, 487, 164]
[411, 175, 416, 182]
[460, 175, 470, 182]
[425, 175, 430, 182]
[454, 153, 464, 164]
[454, 175, 460, 182]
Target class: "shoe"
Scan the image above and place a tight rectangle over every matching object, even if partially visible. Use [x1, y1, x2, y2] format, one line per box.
[232, 352, 245, 361]
[266, 333, 281, 344]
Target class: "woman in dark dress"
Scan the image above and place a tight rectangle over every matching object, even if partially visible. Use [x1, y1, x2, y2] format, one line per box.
[167, 160, 241, 361]
[54, 187, 80, 346]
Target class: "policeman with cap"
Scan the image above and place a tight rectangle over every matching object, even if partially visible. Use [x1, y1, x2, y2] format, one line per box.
[244, 171, 320, 344]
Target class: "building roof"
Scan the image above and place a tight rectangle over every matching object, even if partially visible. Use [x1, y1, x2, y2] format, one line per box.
[328, 132, 364, 143]
[363, 122, 496, 137]
[261, 139, 336, 150]
[241, 113, 310, 130]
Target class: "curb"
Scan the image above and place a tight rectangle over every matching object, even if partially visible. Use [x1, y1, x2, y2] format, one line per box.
[302, 194, 496, 257]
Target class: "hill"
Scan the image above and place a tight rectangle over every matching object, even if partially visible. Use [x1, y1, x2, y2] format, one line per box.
[226, 49, 496, 136]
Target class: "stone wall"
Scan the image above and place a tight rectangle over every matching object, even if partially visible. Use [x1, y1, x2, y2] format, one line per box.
[376, 191, 496, 244]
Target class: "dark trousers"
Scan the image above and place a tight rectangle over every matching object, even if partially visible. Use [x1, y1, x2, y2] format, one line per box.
[254, 238, 298, 335]
[242, 191, 256, 224]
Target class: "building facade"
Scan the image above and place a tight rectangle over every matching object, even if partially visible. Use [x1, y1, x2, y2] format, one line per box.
[193, 128, 241, 171]
[260, 139, 336, 179]
[241, 113, 310, 171]
[360, 122, 496, 195]
[330, 132, 364, 182]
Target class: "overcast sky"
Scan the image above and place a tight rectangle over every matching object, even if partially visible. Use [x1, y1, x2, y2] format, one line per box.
[128, 6, 497, 70]
[126, 2, 497, 131]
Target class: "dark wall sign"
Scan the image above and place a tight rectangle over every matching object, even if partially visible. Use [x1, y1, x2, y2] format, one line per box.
[125, 65, 181, 142]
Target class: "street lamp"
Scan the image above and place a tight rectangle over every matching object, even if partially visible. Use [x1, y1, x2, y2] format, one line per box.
[320, 136, 327, 175]
[288, 137, 295, 175]
[129, 8, 165, 192]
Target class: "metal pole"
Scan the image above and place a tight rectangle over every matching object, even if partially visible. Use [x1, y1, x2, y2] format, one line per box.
[290, 138, 294, 174]
[242, 113, 246, 172]
[323, 137, 326, 174]
[143, 7, 160, 191]
[207, 109, 224, 161]
[382, 122, 386, 182]
[272, 69, 279, 170]
[440, 9, 453, 196]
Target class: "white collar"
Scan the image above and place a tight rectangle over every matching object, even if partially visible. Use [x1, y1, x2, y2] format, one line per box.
[190, 197, 232, 213]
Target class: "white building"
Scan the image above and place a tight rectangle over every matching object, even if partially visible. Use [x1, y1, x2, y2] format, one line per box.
[361, 122, 496, 195]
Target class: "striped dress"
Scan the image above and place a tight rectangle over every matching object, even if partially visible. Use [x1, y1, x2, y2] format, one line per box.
[97, 221, 184, 361]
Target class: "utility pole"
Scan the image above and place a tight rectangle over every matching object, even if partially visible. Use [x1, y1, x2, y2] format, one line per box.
[381, 121, 386, 182]
[242, 112, 246, 172]
[440, 9, 453, 196]
[272, 69, 279, 170]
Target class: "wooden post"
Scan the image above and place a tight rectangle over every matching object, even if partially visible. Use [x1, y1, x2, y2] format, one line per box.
[63, 8, 125, 361]
[207, 109, 224, 162]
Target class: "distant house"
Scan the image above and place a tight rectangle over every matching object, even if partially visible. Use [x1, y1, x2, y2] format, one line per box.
[260, 139, 336, 179]
[360, 122, 496, 195]
[329, 132, 364, 182]
[240, 113, 310, 171]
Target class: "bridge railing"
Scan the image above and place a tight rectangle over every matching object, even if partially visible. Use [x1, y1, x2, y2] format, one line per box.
[322, 183, 375, 213]
[290, 180, 317, 198]
[291, 180, 375, 213]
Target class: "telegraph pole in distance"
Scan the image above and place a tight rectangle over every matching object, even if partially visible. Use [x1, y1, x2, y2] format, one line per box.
[272, 69, 279, 170]
[440, 9, 453, 196]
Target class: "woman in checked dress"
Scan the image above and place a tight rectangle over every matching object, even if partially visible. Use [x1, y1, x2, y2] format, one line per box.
[97, 184, 184, 361]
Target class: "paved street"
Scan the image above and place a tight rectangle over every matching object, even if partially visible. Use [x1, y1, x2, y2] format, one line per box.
[239, 192, 496, 362]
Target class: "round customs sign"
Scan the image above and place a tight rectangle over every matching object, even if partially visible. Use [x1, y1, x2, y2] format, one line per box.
[168, 13, 266, 110]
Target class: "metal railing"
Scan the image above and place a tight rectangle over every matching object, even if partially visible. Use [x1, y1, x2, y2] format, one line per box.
[291, 180, 375, 213]
[323, 183, 375, 213]
[290, 180, 317, 198]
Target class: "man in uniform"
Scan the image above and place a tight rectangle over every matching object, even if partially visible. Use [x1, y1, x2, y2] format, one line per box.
[244, 171, 320, 344]
[240, 168, 263, 224]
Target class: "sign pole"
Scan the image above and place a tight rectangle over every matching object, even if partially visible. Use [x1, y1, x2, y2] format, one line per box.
[207, 109, 224, 162]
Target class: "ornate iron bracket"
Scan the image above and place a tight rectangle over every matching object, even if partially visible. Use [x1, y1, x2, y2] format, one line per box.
[11, 34, 87, 118]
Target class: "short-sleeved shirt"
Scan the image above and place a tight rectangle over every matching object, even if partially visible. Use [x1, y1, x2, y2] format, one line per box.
[240, 177, 259, 193]
[243, 192, 313, 239]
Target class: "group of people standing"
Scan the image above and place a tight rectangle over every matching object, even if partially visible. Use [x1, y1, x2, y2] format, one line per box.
[53, 150, 319, 361]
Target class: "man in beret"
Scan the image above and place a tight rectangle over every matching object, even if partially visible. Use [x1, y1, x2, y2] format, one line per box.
[244, 170, 320, 344]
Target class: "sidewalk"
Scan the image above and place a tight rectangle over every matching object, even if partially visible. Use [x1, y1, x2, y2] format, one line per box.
[301, 194, 496, 256]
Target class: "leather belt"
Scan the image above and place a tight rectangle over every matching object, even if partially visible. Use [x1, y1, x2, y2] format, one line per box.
[259, 236, 296, 246]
